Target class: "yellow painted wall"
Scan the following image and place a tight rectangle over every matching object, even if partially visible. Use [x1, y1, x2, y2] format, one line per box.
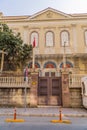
[1, 8, 87, 73]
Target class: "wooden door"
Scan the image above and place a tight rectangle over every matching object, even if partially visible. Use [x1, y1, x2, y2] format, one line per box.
[38, 77, 62, 106]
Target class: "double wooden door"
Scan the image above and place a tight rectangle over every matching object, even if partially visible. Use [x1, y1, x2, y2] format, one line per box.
[38, 77, 62, 106]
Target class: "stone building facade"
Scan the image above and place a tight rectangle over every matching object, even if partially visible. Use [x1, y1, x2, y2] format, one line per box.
[0, 7, 87, 107]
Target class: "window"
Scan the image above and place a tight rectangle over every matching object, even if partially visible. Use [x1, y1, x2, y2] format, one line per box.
[30, 32, 38, 47]
[60, 61, 73, 68]
[85, 30, 87, 45]
[44, 61, 57, 68]
[46, 31, 54, 47]
[60, 30, 69, 46]
[28, 62, 40, 68]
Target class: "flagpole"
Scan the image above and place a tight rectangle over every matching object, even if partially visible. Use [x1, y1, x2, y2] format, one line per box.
[32, 47, 35, 70]
[63, 42, 66, 69]
[32, 37, 36, 70]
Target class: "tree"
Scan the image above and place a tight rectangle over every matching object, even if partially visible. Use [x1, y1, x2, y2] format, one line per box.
[0, 23, 32, 71]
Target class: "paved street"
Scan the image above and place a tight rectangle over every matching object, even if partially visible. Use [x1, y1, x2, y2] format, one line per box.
[0, 116, 87, 130]
[0, 107, 86, 130]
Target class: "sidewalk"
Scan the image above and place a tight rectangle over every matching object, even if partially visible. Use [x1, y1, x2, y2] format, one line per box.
[0, 107, 87, 117]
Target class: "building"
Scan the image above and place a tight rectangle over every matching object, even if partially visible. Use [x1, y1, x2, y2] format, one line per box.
[0, 7, 87, 107]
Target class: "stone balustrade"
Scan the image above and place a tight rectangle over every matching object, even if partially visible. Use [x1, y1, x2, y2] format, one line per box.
[0, 74, 86, 88]
[0, 76, 31, 88]
[69, 74, 86, 88]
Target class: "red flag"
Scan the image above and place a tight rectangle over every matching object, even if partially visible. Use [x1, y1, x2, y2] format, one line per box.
[33, 37, 36, 48]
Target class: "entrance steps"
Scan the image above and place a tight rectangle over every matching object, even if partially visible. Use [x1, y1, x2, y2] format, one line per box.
[38, 105, 61, 108]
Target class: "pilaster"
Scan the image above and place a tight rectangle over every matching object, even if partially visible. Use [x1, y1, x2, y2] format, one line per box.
[30, 72, 38, 107]
[62, 70, 71, 107]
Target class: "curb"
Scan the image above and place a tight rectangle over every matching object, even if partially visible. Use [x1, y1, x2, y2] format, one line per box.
[0, 113, 87, 117]
[64, 114, 87, 117]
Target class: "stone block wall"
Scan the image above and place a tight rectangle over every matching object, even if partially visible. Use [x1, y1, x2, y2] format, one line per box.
[0, 88, 30, 107]
[69, 88, 82, 107]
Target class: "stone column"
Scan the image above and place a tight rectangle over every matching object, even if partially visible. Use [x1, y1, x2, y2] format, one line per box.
[62, 70, 71, 107]
[30, 72, 38, 107]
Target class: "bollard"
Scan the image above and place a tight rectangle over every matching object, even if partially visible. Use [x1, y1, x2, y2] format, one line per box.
[14, 108, 16, 120]
[59, 107, 62, 121]
[5, 107, 25, 122]
[51, 107, 71, 124]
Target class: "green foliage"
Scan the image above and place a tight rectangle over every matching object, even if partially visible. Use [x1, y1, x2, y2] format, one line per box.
[0, 23, 32, 71]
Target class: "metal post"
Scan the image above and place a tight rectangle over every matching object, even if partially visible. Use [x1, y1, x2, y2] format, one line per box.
[63, 42, 66, 69]
[24, 67, 28, 111]
[32, 48, 35, 70]
[24, 81, 27, 111]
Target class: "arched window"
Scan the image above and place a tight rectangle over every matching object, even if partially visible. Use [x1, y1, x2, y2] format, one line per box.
[46, 31, 54, 47]
[60, 61, 73, 68]
[60, 30, 70, 46]
[44, 61, 56, 68]
[84, 30, 87, 45]
[28, 62, 40, 68]
[30, 32, 38, 47]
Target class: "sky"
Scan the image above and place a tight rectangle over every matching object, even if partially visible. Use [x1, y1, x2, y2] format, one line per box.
[0, 0, 87, 16]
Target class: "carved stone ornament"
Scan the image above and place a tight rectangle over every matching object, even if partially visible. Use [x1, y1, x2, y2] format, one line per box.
[46, 12, 53, 18]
